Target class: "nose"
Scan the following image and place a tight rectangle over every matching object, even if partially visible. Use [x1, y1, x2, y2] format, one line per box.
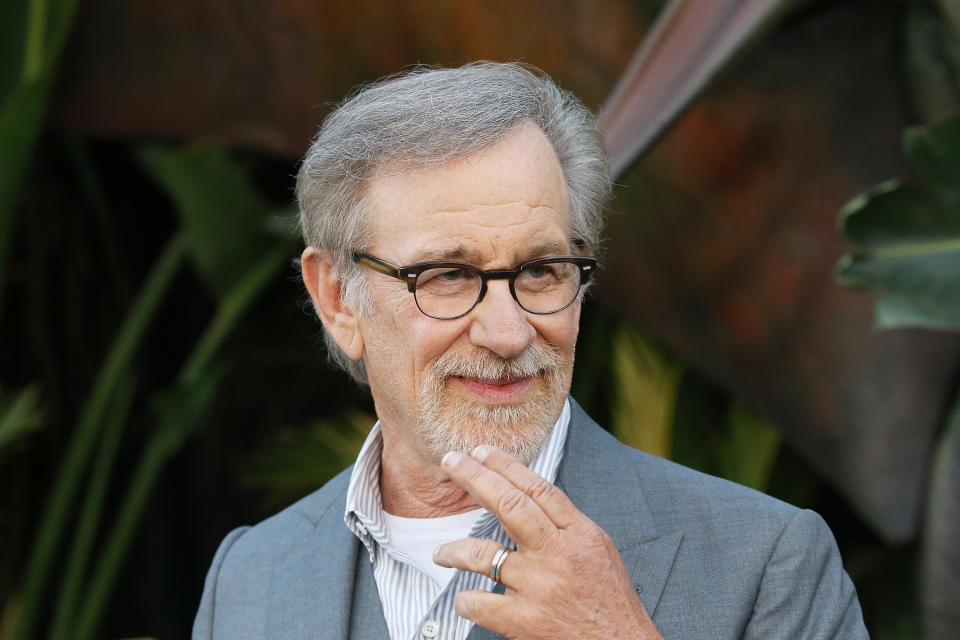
[468, 280, 536, 359]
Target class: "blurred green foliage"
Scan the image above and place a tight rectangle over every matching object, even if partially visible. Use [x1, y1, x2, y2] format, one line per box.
[0, 386, 44, 462]
[837, 111, 960, 330]
[604, 322, 781, 493]
[0, 0, 78, 322]
[838, 107, 960, 640]
[841, 7, 960, 634]
[1, 138, 296, 639]
[241, 411, 374, 511]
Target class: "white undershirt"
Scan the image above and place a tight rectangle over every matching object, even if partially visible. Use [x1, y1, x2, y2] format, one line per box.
[382, 508, 486, 589]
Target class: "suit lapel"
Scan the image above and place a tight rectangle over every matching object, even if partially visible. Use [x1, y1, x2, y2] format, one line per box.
[263, 478, 362, 640]
[348, 547, 390, 639]
[556, 400, 683, 617]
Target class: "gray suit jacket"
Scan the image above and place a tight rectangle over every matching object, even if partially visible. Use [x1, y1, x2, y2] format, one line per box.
[194, 400, 868, 639]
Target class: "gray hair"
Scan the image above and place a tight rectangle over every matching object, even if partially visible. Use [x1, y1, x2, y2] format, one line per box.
[296, 61, 612, 384]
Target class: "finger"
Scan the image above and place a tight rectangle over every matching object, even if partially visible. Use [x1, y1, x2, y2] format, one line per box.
[471, 445, 581, 529]
[454, 590, 516, 636]
[441, 452, 556, 551]
[433, 538, 523, 585]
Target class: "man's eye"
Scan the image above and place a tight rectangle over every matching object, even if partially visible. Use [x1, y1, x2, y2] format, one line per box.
[438, 269, 466, 281]
[524, 265, 558, 280]
[417, 267, 478, 292]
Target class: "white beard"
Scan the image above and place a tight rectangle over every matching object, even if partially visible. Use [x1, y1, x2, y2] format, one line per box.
[415, 342, 570, 465]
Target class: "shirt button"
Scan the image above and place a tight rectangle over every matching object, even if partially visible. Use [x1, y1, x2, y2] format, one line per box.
[421, 620, 439, 638]
[356, 522, 368, 535]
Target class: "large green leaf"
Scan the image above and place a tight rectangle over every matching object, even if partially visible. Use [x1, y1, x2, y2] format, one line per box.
[138, 144, 273, 297]
[905, 110, 960, 209]
[837, 112, 960, 330]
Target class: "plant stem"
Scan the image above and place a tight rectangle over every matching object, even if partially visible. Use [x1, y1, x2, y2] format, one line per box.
[47, 377, 136, 640]
[71, 245, 290, 640]
[23, 0, 48, 81]
[10, 236, 184, 640]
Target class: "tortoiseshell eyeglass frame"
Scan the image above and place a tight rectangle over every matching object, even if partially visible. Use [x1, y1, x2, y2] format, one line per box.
[351, 251, 598, 320]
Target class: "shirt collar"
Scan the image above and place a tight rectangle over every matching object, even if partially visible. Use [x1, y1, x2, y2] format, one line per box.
[344, 398, 571, 556]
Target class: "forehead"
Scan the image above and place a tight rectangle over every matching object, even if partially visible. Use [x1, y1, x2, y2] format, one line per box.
[362, 122, 571, 265]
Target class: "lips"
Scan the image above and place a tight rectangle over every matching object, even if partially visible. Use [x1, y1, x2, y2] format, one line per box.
[451, 375, 535, 404]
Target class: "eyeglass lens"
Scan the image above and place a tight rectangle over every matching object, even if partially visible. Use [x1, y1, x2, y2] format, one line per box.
[413, 261, 582, 318]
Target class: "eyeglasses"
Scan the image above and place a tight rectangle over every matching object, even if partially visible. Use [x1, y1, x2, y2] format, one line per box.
[353, 251, 598, 320]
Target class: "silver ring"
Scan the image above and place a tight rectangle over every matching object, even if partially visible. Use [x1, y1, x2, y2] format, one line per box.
[490, 546, 510, 583]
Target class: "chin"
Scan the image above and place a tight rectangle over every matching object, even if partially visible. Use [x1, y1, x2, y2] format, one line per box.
[424, 408, 553, 465]
[416, 342, 572, 465]
[416, 373, 567, 466]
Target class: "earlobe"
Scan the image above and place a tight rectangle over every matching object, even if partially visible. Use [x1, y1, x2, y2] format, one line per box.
[300, 247, 365, 360]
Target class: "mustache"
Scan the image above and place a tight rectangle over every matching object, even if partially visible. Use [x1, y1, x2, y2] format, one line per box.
[431, 342, 562, 381]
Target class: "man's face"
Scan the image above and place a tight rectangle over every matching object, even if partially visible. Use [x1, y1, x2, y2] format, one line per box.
[356, 122, 581, 465]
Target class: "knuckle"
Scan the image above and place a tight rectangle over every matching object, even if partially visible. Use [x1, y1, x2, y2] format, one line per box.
[587, 525, 611, 547]
[521, 475, 554, 501]
[575, 521, 611, 549]
[469, 540, 491, 568]
[467, 464, 486, 485]
[496, 488, 528, 517]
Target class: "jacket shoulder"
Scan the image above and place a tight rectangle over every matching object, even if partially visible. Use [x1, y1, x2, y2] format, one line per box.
[227, 464, 354, 553]
[192, 466, 357, 639]
[567, 398, 798, 523]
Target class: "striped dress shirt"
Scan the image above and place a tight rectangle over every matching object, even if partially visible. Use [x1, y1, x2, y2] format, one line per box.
[344, 399, 571, 640]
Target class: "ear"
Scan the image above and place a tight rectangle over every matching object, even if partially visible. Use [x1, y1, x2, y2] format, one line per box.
[301, 247, 365, 361]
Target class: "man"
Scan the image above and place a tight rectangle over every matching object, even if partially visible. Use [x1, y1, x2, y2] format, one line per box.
[194, 62, 868, 639]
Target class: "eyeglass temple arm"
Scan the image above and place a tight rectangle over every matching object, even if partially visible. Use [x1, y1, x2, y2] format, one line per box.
[353, 252, 401, 278]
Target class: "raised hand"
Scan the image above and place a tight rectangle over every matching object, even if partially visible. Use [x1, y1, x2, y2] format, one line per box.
[433, 445, 664, 640]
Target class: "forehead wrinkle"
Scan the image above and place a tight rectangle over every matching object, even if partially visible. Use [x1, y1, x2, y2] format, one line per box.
[408, 239, 570, 266]
[430, 199, 561, 214]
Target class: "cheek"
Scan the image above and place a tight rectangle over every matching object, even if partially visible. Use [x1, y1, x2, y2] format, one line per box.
[362, 301, 466, 383]
[569, 305, 581, 343]
[410, 321, 470, 370]
[537, 307, 581, 352]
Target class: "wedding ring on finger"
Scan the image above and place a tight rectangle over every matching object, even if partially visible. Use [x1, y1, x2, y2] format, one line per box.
[490, 546, 511, 583]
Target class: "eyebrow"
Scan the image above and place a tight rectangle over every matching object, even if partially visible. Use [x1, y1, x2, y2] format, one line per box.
[406, 240, 571, 265]
[408, 247, 471, 263]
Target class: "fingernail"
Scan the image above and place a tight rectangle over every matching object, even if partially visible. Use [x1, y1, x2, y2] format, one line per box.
[433, 545, 444, 561]
[471, 445, 489, 462]
[442, 451, 462, 468]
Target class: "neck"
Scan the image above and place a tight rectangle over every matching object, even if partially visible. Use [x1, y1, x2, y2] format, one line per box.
[378, 428, 479, 518]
